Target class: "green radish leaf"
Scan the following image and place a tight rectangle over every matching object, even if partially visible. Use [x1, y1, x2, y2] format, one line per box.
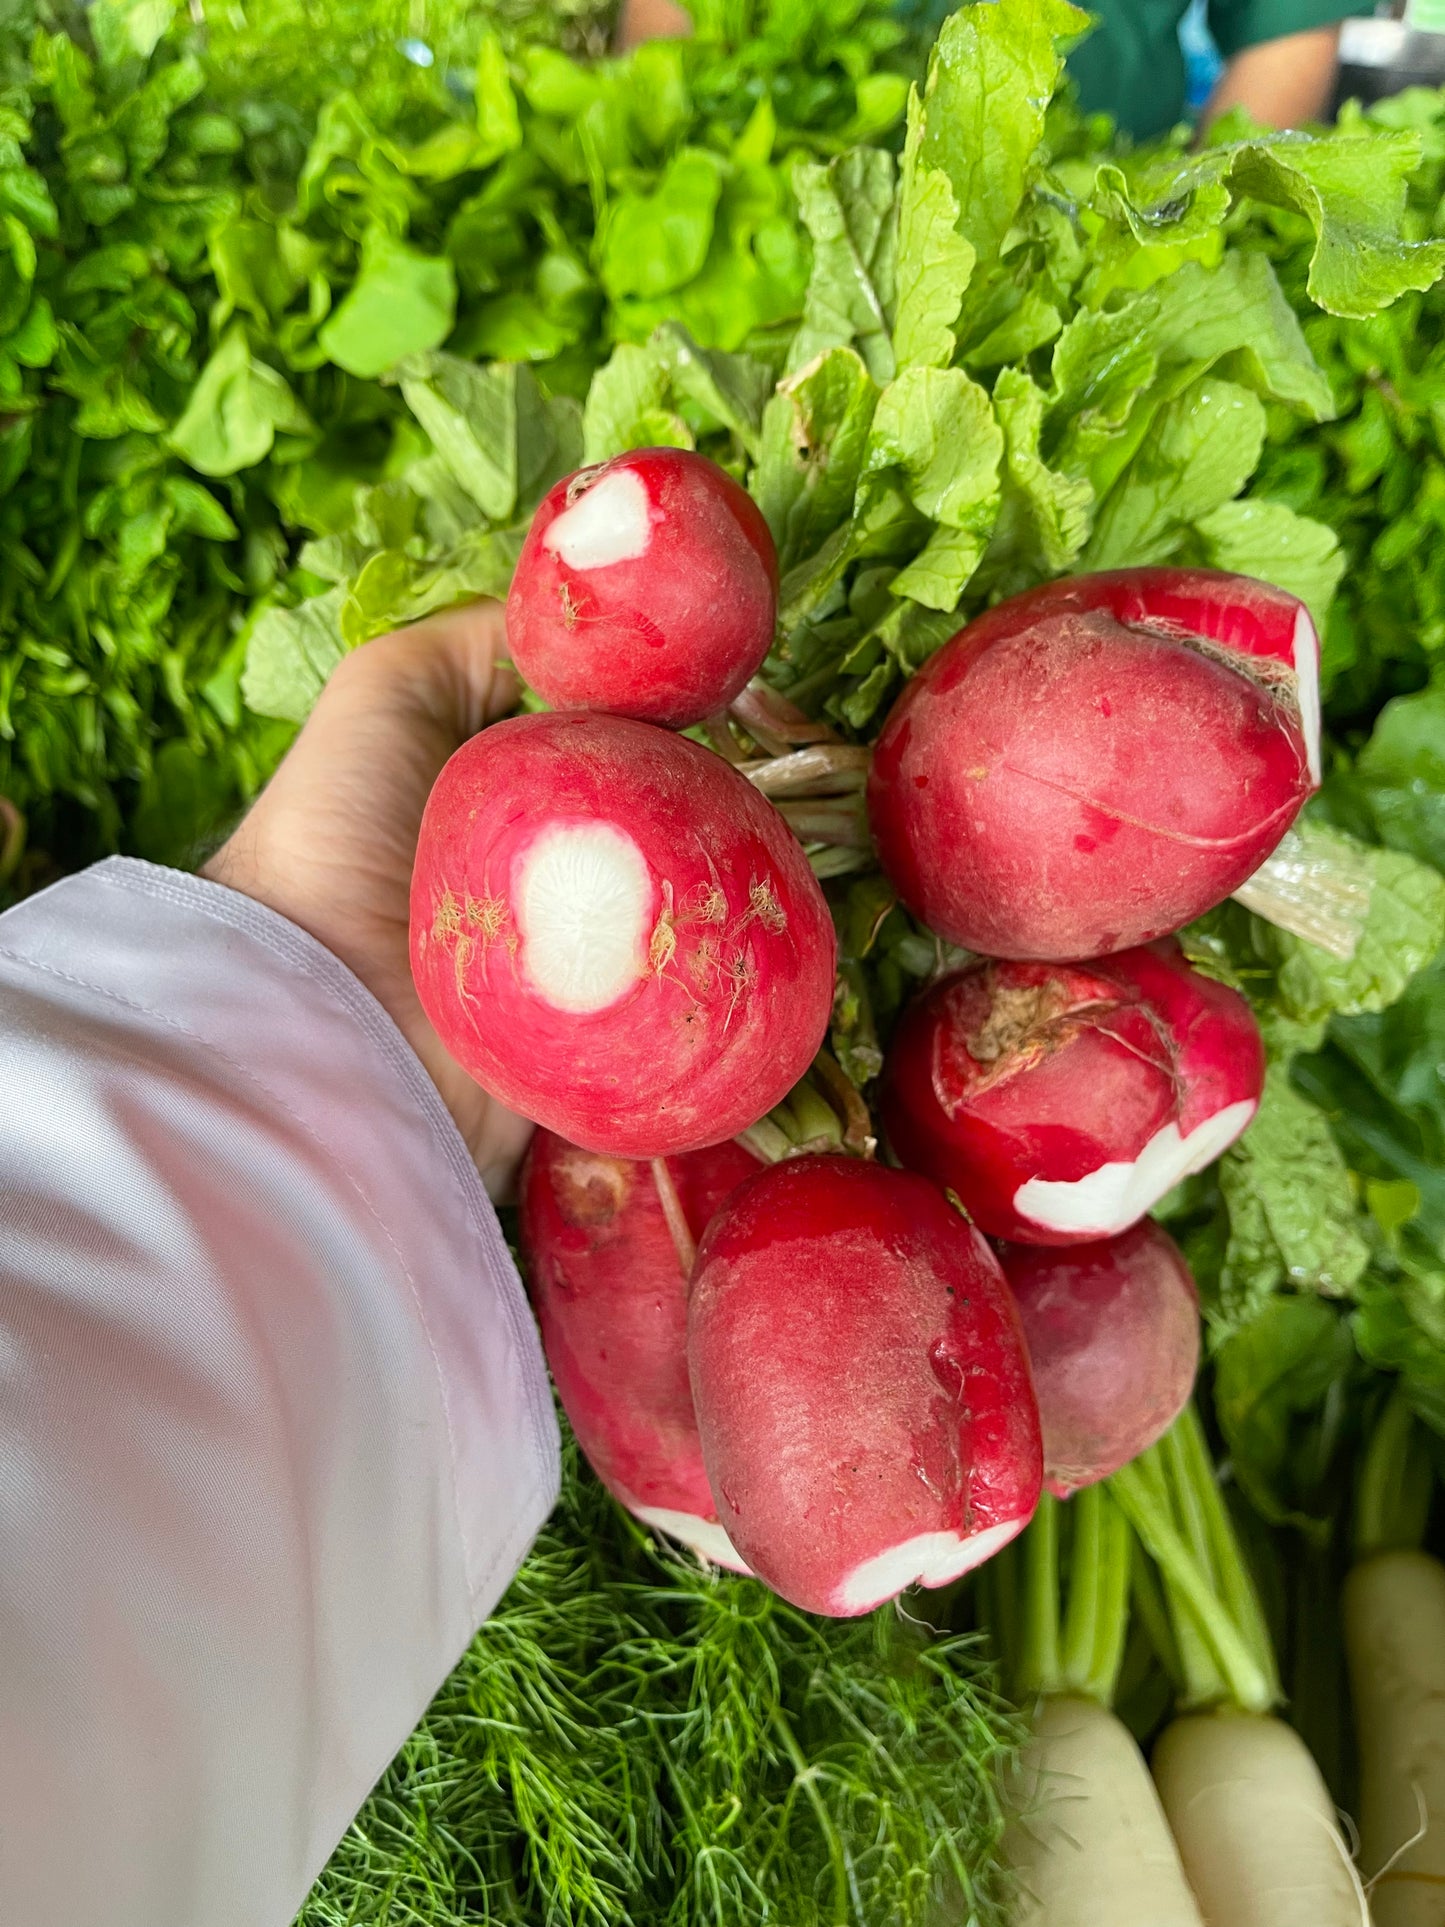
[1214, 1296, 1357, 1538]
[582, 341, 691, 464]
[318, 232, 457, 380]
[241, 588, 347, 724]
[1084, 375, 1266, 569]
[892, 88, 974, 374]
[787, 148, 898, 385]
[987, 365, 1094, 581]
[1192, 499, 1344, 631]
[756, 346, 880, 565]
[598, 148, 724, 301]
[1355, 679, 1445, 873]
[1214, 1065, 1371, 1332]
[168, 324, 314, 477]
[919, 0, 1088, 292]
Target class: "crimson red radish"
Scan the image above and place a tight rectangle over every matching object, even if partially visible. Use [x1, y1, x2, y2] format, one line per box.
[410, 711, 836, 1157]
[520, 1129, 761, 1568]
[505, 448, 778, 727]
[687, 1156, 1042, 1617]
[997, 1222, 1200, 1497]
[868, 567, 1321, 959]
[879, 938, 1263, 1244]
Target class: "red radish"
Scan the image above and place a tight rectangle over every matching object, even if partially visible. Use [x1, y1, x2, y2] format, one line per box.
[868, 567, 1321, 959]
[520, 1129, 761, 1568]
[997, 1222, 1200, 1497]
[687, 1156, 1042, 1617]
[411, 711, 836, 1157]
[505, 448, 779, 728]
[879, 938, 1263, 1244]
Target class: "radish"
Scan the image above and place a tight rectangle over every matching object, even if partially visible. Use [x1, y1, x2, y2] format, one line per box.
[409, 711, 837, 1158]
[998, 1222, 1200, 1498]
[505, 448, 778, 728]
[992, 1489, 1204, 1927]
[1005, 1693, 1205, 1927]
[879, 939, 1263, 1244]
[867, 567, 1320, 960]
[686, 1155, 1042, 1617]
[1346, 1550, 1445, 1925]
[1153, 1710, 1367, 1927]
[519, 1128, 760, 1568]
[1344, 1396, 1445, 1925]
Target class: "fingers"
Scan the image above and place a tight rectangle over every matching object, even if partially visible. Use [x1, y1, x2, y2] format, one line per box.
[333, 601, 518, 742]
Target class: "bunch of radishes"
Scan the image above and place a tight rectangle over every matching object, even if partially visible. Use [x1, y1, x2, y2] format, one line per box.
[408, 446, 1321, 1622]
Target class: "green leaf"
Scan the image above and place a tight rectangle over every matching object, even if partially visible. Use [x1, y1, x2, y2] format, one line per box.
[341, 528, 526, 646]
[864, 368, 1003, 608]
[755, 346, 880, 565]
[168, 324, 314, 478]
[1215, 1066, 1371, 1331]
[1214, 1296, 1356, 1535]
[1193, 499, 1343, 631]
[1355, 1267, 1445, 1437]
[1356, 680, 1445, 874]
[318, 232, 456, 380]
[989, 365, 1093, 577]
[919, 0, 1088, 286]
[474, 28, 522, 162]
[241, 589, 347, 725]
[581, 341, 691, 464]
[1144, 252, 1334, 423]
[1084, 376, 1266, 570]
[787, 149, 898, 385]
[1227, 133, 1445, 319]
[399, 354, 522, 522]
[892, 88, 973, 374]
[1262, 831, 1445, 1026]
[598, 149, 723, 302]
[652, 323, 771, 457]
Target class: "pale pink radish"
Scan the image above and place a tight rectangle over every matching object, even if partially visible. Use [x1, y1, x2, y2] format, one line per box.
[878, 939, 1263, 1245]
[867, 567, 1320, 960]
[687, 1155, 1042, 1617]
[505, 448, 778, 728]
[520, 1129, 761, 1568]
[409, 711, 836, 1158]
[998, 1222, 1200, 1498]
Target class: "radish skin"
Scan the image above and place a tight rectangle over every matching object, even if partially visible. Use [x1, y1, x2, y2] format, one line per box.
[1345, 1549, 1445, 1925]
[998, 1223, 1200, 1498]
[1003, 1695, 1204, 1927]
[688, 1156, 1042, 1617]
[506, 447, 778, 727]
[410, 711, 836, 1157]
[868, 567, 1319, 960]
[1152, 1710, 1366, 1927]
[880, 940, 1263, 1245]
[520, 1130, 759, 1568]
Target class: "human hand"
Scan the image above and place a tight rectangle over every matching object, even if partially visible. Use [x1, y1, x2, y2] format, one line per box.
[204, 604, 533, 1200]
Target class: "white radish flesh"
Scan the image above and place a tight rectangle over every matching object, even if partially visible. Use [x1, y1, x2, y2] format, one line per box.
[1003, 1695, 1203, 1927]
[1152, 1710, 1366, 1927]
[1345, 1549, 1445, 1926]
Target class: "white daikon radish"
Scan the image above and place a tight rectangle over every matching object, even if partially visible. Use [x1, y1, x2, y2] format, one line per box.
[1153, 1708, 1367, 1927]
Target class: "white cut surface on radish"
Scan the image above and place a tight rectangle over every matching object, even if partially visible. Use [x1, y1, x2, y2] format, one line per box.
[1293, 603, 1323, 785]
[631, 1503, 752, 1573]
[543, 468, 652, 569]
[1014, 1099, 1257, 1237]
[833, 1517, 1024, 1615]
[516, 822, 652, 1013]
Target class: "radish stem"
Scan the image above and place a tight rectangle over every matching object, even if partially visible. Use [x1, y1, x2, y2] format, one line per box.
[650, 1157, 698, 1277]
[1355, 1390, 1433, 1561]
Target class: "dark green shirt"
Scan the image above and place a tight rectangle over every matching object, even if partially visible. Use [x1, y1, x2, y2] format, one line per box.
[1067, 0, 1369, 139]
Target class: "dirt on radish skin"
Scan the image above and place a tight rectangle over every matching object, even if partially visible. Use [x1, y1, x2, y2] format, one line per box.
[520, 1130, 760, 1569]
[879, 939, 1263, 1244]
[687, 1156, 1042, 1617]
[998, 1223, 1200, 1498]
[505, 448, 778, 728]
[410, 711, 836, 1158]
[868, 567, 1320, 961]
[1152, 1711, 1366, 1927]
[1004, 1695, 1205, 1927]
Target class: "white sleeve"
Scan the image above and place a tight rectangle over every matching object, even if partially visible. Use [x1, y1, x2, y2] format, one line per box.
[0, 857, 561, 1927]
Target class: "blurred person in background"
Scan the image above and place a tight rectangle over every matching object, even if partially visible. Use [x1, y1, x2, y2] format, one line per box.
[616, 0, 1368, 139]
